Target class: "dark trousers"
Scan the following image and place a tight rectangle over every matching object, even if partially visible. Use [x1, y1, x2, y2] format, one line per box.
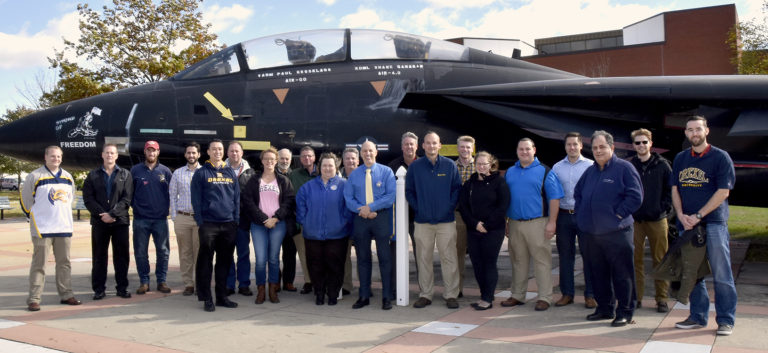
[91, 223, 130, 293]
[196, 222, 237, 302]
[353, 210, 393, 300]
[555, 212, 594, 298]
[281, 231, 297, 285]
[306, 237, 348, 298]
[467, 228, 505, 303]
[226, 226, 251, 289]
[585, 226, 636, 320]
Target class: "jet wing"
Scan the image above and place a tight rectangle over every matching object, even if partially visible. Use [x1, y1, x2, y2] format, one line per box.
[399, 75, 768, 136]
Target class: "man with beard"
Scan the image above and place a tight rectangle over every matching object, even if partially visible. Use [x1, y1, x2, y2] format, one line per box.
[83, 143, 134, 300]
[169, 142, 202, 296]
[671, 116, 737, 336]
[131, 141, 173, 295]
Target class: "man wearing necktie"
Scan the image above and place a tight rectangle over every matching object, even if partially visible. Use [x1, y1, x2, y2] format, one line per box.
[343, 141, 397, 310]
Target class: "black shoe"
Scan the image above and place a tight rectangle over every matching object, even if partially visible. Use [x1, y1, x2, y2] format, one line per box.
[611, 317, 629, 327]
[382, 298, 392, 310]
[413, 297, 432, 308]
[656, 302, 669, 313]
[300, 283, 313, 294]
[471, 302, 493, 311]
[238, 287, 253, 296]
[352, 298, 370, 309]
[215, 298, 238, 308]
[458, 291, 464, 298]
[316, 294, 324, 305]
[226, 288, 235, 296]
[587, 312, 615, 321]
[342, 289, 351, 295]
[93, 291, 106, 300]
[446, 298, 459, 309]
[116, 291, 132, 299]
[204, 300, 215, 312]
[327, 297, 337, 306]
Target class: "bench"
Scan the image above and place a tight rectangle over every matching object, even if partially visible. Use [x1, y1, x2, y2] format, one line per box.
[73, 195, 87, 220]
[0, 196, 12, 220]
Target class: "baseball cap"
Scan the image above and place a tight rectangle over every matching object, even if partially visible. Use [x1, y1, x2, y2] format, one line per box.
[144, 141, 160, 150]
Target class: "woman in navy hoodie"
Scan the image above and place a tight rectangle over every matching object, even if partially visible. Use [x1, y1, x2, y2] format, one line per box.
[575, 130, 642, 328]
[296, 153, 353, 305]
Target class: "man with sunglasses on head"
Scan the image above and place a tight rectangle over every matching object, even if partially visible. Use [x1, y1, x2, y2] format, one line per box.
[628, 128, 672, 313]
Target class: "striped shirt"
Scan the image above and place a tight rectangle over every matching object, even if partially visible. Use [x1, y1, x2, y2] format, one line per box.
[169, 163, 201, 219]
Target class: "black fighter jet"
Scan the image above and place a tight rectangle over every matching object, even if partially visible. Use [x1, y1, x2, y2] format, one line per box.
[1, 29, 766, 206]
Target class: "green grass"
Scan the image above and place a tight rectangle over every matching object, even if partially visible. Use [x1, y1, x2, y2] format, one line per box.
[730, 205, 768, 261]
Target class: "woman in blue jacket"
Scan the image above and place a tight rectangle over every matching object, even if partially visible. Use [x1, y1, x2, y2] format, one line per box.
[296, 152, 353, 305]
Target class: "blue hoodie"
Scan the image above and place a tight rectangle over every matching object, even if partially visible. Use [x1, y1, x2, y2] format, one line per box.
[574, 154, 642, 235]
[191, 160, 239, 226]
[296, 176, 353, 240]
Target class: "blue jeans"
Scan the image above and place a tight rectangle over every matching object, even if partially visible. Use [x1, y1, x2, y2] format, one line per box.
[133, 218, 170, 284]
[686, 222, 737, 326]
[251, 221, 286, 285]
[227, 227, 252, 289]
[556, 212, 594, 298]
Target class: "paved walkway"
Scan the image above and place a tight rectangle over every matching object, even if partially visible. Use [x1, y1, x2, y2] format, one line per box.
[0, 218, 766, 353]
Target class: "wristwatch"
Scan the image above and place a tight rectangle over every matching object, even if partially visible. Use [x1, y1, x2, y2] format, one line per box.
[695, 213, 703, 219]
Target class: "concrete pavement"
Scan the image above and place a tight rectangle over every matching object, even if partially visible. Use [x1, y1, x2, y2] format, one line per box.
[1, 217, 766, 353]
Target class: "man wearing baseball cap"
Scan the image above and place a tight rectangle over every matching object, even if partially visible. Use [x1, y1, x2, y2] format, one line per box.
[131, 140, 174, 294]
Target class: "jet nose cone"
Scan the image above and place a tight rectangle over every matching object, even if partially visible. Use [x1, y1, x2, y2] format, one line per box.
[0, 110, 57, 163]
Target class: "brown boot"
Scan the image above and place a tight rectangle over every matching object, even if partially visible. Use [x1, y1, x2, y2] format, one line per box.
[255, 285, 266, 304]
[269, 283, 280, 303]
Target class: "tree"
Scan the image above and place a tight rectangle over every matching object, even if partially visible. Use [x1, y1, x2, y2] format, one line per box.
[46, 0, 223, 107]
[0, 106, 40, 182]
[728, 1, 768, 74]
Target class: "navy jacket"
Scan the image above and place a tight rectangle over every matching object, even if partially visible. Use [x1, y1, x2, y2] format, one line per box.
[405, 155, 462, 224]
[130, 162, 172, 219]
[191, 161, 239, 225]
[296, 176, 353, 240]
[575, 154, 643, 235]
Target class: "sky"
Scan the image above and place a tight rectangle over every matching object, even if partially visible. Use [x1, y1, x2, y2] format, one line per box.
[0, 0, 764, 114]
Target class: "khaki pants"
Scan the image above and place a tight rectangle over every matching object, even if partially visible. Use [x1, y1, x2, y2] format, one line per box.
[633, 218, 669, 302]
[454, 211, 468, 292]
[28, 230, 73, 304]
[294, 233, 311, 283]
[174, 214, 199, 288]
[507, 217, 553, 304]
[414, 222, 459, 300]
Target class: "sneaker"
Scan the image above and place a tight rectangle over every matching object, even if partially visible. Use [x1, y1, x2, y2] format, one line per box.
[716, 324, 733, 336]
[675, 319, 704, 329]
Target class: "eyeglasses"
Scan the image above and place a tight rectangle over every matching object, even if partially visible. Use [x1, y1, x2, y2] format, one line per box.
[634, 141, 649, 145]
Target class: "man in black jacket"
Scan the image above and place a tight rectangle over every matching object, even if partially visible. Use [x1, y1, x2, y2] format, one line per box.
[629, 128, 672, 313]
[82, 143, 134, 300]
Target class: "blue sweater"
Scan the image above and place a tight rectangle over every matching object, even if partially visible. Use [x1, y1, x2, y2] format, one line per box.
[575, 154, 643, 235]
[405, 155, 462, 224]
[130, 162, 172, 219]
[297, 176, 353, 240]
[191, 161, 240, 225]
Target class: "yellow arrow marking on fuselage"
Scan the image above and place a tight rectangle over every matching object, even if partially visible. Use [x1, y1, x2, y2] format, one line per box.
[203, 92, 233, 120]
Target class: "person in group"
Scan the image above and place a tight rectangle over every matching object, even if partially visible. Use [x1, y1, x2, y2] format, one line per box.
[131, 140, 173, 294]
[552, 132, 596, 309]
[297, 152, 353, 305]
[387, 131, 421, 287]
[454, 135, 476, 298]
[82, 143, 133, 300]
[169, 141, 202, 296]
[575, 130, 642, 327]
[344, 141, 397, 310]
[191, 139, 240, 312]
[628, 128, 672, 313]
[340, 147, 360, 296]
[501, 138, 563, 311]
[289, 146, 317, 294]
[22, 146, 81, 311]
[226, 141, 256, 296]
[671, 116, 737, 336]
[458, 151, 510, 310]
[168, 142, 202, 296]
[277, 148, 298, 292]
[243, 147, 295, 304]
[405, 131, 462, 309]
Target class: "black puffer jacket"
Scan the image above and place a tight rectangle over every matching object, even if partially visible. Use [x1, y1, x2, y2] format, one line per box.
[629, 152, 672, 222]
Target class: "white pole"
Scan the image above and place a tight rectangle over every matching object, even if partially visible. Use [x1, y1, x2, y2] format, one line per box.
[395, 166, 409, 306]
